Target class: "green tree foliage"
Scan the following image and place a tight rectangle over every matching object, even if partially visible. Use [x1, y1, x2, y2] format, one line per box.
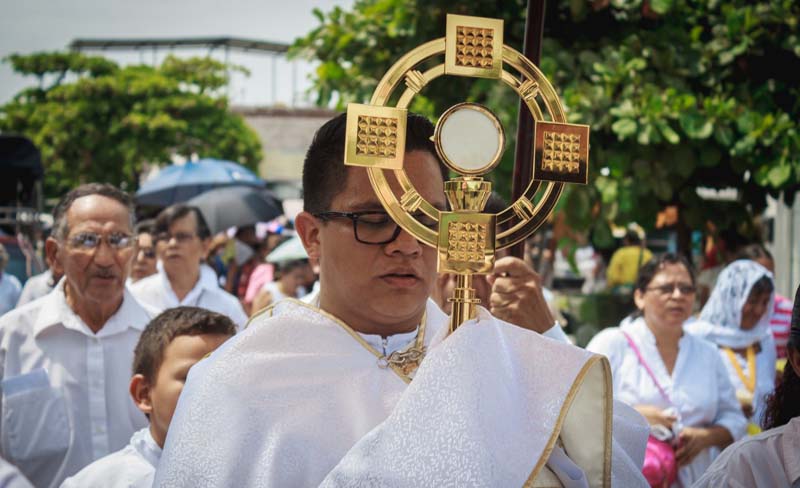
[292, 0, 800, 250]
[0, 52, 262, 196]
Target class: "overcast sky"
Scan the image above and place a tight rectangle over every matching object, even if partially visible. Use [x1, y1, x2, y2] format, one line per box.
[1, 0, 352, 106]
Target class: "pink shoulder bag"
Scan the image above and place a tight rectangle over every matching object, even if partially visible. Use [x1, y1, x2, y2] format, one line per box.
[621, 331, 678, 488]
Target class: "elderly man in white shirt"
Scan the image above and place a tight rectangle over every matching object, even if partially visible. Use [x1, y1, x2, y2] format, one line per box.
[130, 205, 247, 328]
[0, 183, 153, 488]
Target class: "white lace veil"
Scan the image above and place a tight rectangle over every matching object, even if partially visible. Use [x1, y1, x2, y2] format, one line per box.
[692, 259, 774, 348]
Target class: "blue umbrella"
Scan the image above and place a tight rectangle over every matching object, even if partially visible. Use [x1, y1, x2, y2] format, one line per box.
[135, 158, 265, 207]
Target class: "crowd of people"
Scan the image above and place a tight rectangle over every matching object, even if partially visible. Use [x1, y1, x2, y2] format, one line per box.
[0, 111, 797, 487]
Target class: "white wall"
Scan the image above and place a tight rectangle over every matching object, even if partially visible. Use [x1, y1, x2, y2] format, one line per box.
[766, 192, 800, 298]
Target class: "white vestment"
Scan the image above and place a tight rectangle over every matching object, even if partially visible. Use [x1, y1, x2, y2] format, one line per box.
[155, 299, 647, 487]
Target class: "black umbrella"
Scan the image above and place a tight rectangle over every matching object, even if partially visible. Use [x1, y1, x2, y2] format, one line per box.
[187, 186, 283, 234]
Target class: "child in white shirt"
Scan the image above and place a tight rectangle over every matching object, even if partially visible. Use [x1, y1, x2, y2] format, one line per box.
[61, 307, 236, 487]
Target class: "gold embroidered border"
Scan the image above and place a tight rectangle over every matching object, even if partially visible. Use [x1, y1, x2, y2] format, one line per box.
[245, 301, 277, 329]
[523, 354, 613, 488]
[600, 355, 613, 487]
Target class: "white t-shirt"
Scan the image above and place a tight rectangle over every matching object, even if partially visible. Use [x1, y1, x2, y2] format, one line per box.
[131, 265, 247, 328]
[587, 317, 747, 487]
[61, 427, 162, 488]
[0, 280, 152, 488]
[694, 416, 800, 487]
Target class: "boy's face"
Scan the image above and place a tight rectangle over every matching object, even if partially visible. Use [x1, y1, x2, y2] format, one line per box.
[133, 333, 230, 448]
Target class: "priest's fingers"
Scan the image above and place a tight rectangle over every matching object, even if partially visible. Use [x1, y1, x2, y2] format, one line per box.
[489, 291, 553, 333]
[488, 288, 520, 306]
[489, 303, 518, 322]
[489, 276, 530, 295]
[488, 257, 542, 284]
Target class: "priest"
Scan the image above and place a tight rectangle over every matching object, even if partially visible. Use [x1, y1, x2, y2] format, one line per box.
[154, 113, 648, 487]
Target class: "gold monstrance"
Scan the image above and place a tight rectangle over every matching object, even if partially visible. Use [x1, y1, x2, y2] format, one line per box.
[345, 14, 590, 334]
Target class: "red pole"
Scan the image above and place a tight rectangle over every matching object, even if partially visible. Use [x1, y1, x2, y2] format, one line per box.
[510, 0, 546, 259]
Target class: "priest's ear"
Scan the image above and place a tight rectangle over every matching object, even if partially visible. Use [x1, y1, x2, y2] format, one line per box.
[130, 374, 153, 418]
[295, 211, 322, 261]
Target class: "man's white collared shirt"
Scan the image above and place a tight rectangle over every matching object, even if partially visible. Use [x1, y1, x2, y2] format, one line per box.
[130, 264, 247, 328]
[694, 417, 800, 487]
[0, 280, 152, 488]
[61, 427, 161, 488]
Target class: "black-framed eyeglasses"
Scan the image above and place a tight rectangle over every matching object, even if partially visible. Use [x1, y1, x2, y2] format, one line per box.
[646, 283, 696, 296]
[313, 210, 436, 245]
[66, 232, 134, 252]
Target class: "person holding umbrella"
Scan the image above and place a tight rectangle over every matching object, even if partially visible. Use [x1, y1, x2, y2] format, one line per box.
[130, 205, 247, 329]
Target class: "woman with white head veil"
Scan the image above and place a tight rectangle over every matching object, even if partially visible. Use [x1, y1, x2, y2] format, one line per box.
[687, 259, 777, 427]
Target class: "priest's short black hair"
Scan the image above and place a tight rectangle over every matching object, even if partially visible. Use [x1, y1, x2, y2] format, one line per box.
[302, 112, 447, 214]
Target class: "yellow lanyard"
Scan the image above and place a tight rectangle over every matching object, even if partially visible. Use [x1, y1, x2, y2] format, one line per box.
[722, 346, 756, 393]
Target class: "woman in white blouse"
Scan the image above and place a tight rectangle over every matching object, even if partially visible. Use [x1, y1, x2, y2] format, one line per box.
[587, 253, 746, 487]
[686, 259, 776, 426]
[694, 285, 800, 488]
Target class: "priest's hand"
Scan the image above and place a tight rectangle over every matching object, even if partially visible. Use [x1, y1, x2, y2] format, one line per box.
[486, 257, 554, 334]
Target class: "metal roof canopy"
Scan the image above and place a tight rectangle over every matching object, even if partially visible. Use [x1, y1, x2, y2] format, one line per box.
[69, 36, 297, 105]
[69, 37, 289, 53]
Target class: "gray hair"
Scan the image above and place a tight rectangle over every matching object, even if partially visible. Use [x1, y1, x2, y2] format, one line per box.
[52, 183, 135, 240]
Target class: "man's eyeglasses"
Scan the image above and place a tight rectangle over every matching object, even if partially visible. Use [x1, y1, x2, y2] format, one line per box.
[67, 232, 134, 251]
[313, 211, 436, 245]
[646, 283, 696, 296]
[155, 232, 197, 244]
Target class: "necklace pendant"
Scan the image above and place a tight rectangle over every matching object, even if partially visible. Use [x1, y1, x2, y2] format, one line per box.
[398, 360, 421, 376]
[385, 346, 426, 376]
